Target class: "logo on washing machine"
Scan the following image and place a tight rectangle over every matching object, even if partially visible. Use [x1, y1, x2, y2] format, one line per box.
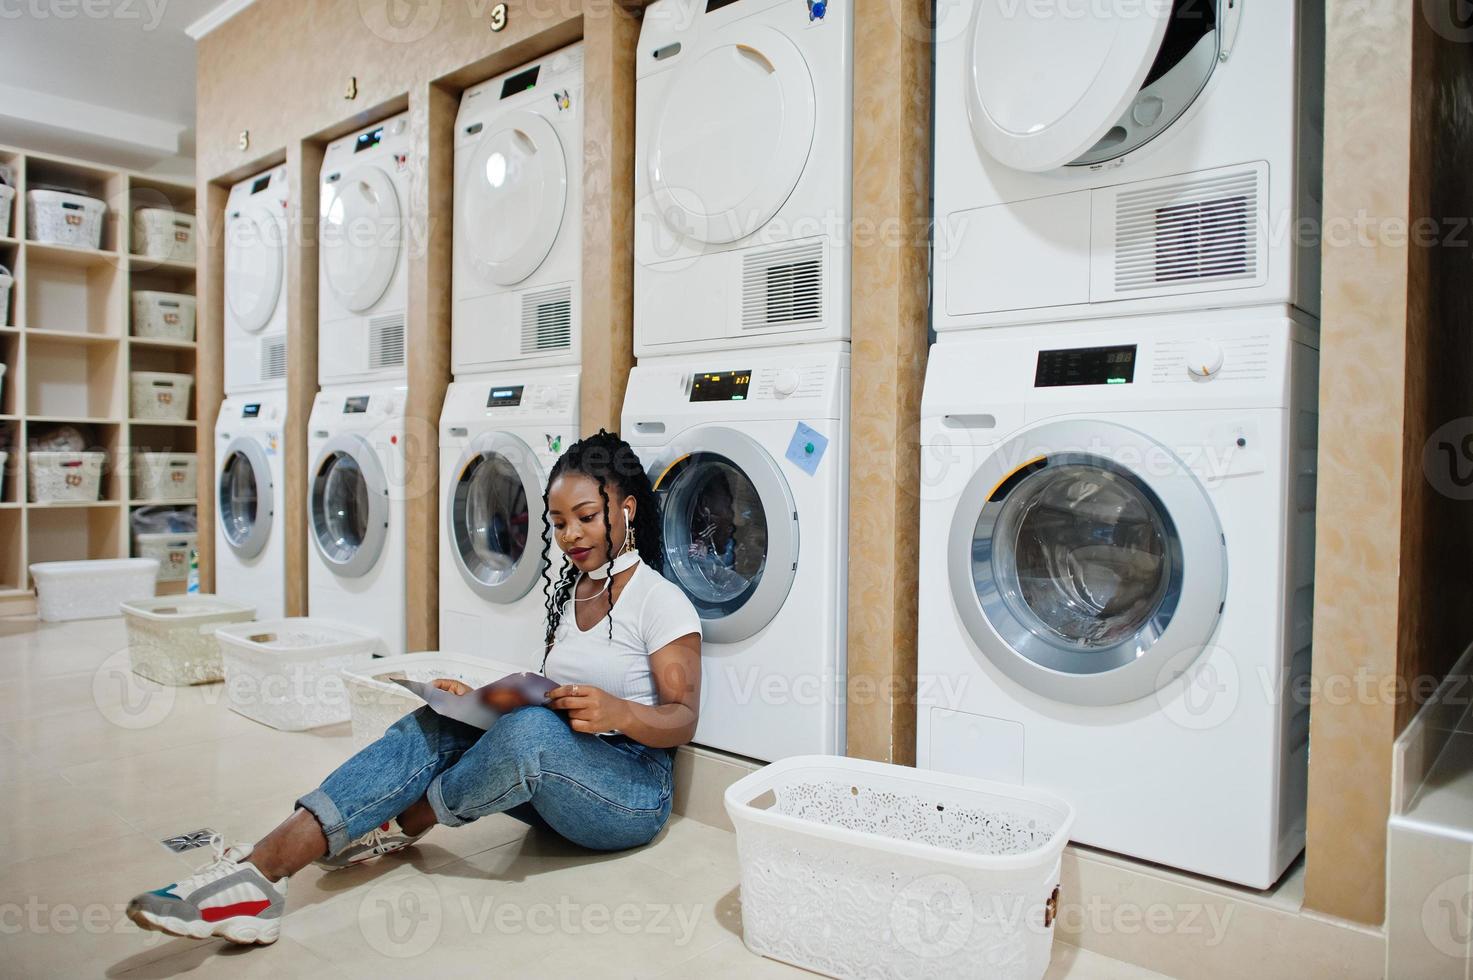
[545, 433, 563, 453]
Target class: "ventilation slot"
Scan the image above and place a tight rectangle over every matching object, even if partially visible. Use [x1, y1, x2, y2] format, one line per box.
[520, 285, 573, 355]
[1114, 170, 1261, 292]
[260, 337, 287, 383]
[369, 314, 406, 370]
[741, 241, 823, 330]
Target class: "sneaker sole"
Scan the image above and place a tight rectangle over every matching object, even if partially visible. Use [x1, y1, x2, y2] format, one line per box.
[126, 903, 280, 946]
[313, 840, 420, 872]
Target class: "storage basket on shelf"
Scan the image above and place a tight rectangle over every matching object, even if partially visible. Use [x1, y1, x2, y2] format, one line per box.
[129, 371, 192, 421]
[30, 559, 159, 622]
[131, 291, 197, 342]
[132, 208, 196, 263]
[0, 183, 14, 237]
[27, 189, 106, 249]
[28, 451, 105, 503]
[215, 619, 380, 731]
[134, 531, 197, 582]
[120, 595, 256, 685]
[0, 264, 12, 326]
[725, 755, 1075, 980]
[341, 652, 527, 751]
[132, 452, 196, 501]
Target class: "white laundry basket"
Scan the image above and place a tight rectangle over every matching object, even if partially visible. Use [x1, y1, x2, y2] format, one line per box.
[216, 619, 380, 731]
[134, 531, 197, 582]
[0, 183, 13, 237]
[131, 291, 197, 342]
[133, 208, 196, 263]
[120, 595, 256, 685]
[130, 371, 193, 421]
[28, 451, 105, 503]
[27, 189, 106, 249]
[30, 559, 159, 622]
[0, 264, 12, 326]
[725, 756, 1075, 980]
[341, 652, 526, 751]
[132, 452, 197, 501]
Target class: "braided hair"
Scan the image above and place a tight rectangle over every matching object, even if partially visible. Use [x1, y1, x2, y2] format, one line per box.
[540, 430, 664, 669]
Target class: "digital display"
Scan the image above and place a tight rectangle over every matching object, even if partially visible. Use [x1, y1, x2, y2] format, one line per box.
[354, 128, 383, 153]
[487, 385, 525, 408]
[706, 0, 743, 11]
[343, 396, 370, 414]
[500, 65, 540, 99]
[241, 403, 261, 418]
[690, 370, 752, 402]
[250, 175, 271, 194]
[1035, 345, 1138, 388]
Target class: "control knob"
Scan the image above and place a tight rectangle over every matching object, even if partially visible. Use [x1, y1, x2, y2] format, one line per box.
[1186, 341, 1225, 380]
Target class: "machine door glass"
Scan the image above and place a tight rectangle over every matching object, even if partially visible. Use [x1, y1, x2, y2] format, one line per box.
[651, 427, 798, 643]
[226, 203, 284, 334]
[647, 26, 816, 245]
[461, 111, 568, 287]
[448, 432, 545, 603]
[310, 435, 390, 578]
[321, 163, 403, 313]
[966, 0, 1228, 172]
[948, 420, 1227, 706]
[218, 436, 275, 560]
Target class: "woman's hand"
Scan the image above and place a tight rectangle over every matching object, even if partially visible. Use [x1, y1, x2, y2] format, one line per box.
[546, 684, 633, 734]
[430, 678, 472, 696]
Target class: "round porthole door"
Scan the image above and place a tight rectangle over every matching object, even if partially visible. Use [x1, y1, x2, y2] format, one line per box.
[948, 420, 1227, 706]
[225, 201, 284, 334]
[310, 435, 390, 578]
[446, 431, 544, 602]
[649, 427, 798, 643]
[459, 111, 568, 287]
[218, 436, 274, 560]
[320, 164, 402, 313]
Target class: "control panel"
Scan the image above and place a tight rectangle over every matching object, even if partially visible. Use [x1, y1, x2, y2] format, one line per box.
[482, 378, 575, 416]
[1151, 333, 1274, 384]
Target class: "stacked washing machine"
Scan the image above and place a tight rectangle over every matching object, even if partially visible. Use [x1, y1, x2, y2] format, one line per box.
[622, 0, 853, 763]
[307, 114, 413, 657]
[439, 45, 584, 669]
[216, 164, 290, 618]
[917, 0, 1325, 888]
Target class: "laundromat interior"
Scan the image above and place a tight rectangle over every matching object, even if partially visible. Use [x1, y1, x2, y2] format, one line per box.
[0, 1, 1470, 977]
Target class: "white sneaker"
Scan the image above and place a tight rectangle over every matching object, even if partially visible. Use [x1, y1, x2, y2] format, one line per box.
[126, 836, 286, 945]
[313, 818, 426, 870]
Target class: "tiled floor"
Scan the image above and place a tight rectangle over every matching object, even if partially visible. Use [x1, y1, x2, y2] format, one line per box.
[0, 615, 1175, 978]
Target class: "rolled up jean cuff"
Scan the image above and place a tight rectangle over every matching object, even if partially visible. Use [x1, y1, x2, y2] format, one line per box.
[295, 787, 353, 856]
[426, 772, 472, 828]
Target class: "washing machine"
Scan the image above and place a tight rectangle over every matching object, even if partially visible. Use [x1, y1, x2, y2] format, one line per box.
[224, 165, 290, 393]
[214, 392, 286, 618]
[915, 309, 1319, 888]
[453, 44, 583, 375]
[634, 0, 852, 356]
[306, 382, 408, 657]
[933, 0, 1324, 331]
[439, 368, 579, 668]
[318, 113, 411, 387]
[623, 346, 848, 761]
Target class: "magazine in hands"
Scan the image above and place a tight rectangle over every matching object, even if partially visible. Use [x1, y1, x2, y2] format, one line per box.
[390, 672, 560, 730]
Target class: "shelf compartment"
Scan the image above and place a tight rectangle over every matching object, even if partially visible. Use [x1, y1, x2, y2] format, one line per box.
[25, 335, 120, 418]
[0, 508, 22, 592]
[129, 422, 197, 456]
[25, 157, 124, 252]
[0, 419, 19, 503]
[0, 329, 17, 415]
[23, 243, 122, 335]
[27, 504, 122, 578]
[21, 421, 123, 504]
[127, 255, 195, 276]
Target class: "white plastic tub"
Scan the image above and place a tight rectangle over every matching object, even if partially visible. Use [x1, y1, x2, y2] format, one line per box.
[131, 291, 197, 342]
[30, 558, 159, 622]
[28, 189, 106, 248]
[135, 531, 197, 582]
[120, 595, 256, 685]
[133, 208, 196, 263]
[0, 264, 12, 326]
[28, 451, 105, 503]
[216, 618, 380, 731]
[342, 651, 526, 751]
[130, 371, 192, 421]
[0, 183, 13, 237]
[725, 756, 1075, 980]
[132, 452, 196, 501]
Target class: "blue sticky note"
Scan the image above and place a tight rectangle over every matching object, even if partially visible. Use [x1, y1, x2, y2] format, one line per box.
[785, 423, 829, 476]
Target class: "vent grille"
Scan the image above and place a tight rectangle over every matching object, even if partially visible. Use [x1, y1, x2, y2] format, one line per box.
[741, 241, 823, 330]
[520, 285, 573, 354]
[260, 336, 287, 382]
[369, 314, 406, 370]
[1114, 170, 1260, 292]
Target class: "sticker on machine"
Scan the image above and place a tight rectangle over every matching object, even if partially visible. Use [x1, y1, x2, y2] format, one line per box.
[785, 422, 829, 476]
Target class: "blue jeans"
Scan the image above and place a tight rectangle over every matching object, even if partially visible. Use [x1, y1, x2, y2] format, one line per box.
[296, 706, 674, 855]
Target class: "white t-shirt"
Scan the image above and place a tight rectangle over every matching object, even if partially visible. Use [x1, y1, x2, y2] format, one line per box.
[542, 560, 702, 707]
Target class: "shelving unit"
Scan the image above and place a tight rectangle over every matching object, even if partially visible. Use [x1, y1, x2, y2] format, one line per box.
[0, 143, 197, 603]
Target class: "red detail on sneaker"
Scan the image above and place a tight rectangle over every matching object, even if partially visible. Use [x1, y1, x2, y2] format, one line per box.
[380, 822, 391, 831]
[201, 900, 271, 922]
